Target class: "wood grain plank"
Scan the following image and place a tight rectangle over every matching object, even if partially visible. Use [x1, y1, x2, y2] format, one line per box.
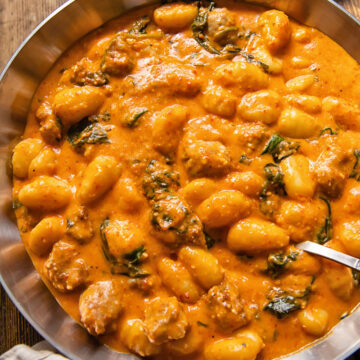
[342, 0, 360, 19]
[0, 0, 67, 69]
[0, 0, 360, 357]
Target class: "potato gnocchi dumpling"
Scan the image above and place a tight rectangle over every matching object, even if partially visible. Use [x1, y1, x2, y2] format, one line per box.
[13, 1, 360, 359]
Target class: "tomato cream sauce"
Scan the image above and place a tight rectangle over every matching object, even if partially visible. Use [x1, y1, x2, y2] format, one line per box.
[12, 1, 360, 359]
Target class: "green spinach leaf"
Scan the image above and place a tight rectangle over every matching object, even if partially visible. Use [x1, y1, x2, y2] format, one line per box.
[316, 196, 332, 244]
[261, 134, 300, 163]
[261, 163, 287, 198]
[239, 154, 253, 165]
[100, 219, 149, 277]
[124, 108, 148, 128]
[142, 160, 180, 200]
[350, 149, 360, 181]
[89, 110, 111, 123]
[241, 52, 269, 73]
[205, 232, 215, 249]
[265, 251, 298, 279]
[67, 118, 110, 150]
[191, 2, 241, 57]
[129, 16, 151, 34]
[264, 295, 301, 319]
[320, 127, 338, 136]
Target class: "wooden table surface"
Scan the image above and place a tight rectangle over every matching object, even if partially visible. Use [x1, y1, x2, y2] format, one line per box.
[1, 0, 360, 357]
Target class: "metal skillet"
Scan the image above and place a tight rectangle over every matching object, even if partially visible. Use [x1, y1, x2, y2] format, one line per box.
[0, 0, 360, 359]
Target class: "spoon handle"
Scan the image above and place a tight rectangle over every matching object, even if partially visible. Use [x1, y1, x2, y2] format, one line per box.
[296, 241, 360, 271]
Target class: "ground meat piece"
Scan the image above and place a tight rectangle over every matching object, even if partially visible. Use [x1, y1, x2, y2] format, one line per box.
[233, 123, 267, 153]
[183, 116, 231, 144]
[183, 140, 232, 177]
[142, 160, 180, 200]
[315, 148, 351, 198]
[125, 63, 201, 97]
[101, 34, 135, 76]
[66, 206, 94, 243]
[207, 279, 250, 332]
[44, 241, 88, 292]
[79, 280, 123, 335]
[151, 195, 206, 247]
[68, 58, 109, 87]
[207, 8, 237, 45]
[36, 102, 62, 144]
[144, 296, 189, 345]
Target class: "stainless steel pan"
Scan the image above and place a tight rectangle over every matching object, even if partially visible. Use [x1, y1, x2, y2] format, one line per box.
[0, 0, 359, 359]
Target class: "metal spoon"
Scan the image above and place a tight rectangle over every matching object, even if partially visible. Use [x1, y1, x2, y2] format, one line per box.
[296, 241, 360, 271]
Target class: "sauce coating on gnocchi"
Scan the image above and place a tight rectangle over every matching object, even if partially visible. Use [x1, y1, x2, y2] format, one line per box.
[12, 1, 360, 359]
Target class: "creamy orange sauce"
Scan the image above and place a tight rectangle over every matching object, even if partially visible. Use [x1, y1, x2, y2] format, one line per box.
[11, 1, 360, 359]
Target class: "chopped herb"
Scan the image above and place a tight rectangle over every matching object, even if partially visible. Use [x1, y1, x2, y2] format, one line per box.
[205, 232, 215, 249]
[261, 134, 284, 155]
[123, 245, 146, 265]
[100, 219, 149, 278]
[197, 321, 209, 328]
[125, 108, 148, 128]
[316, 196, 332, 244]
[239, 154, 253, 165]
[261, 134, 299, 163]
[59, 67, 67, 74]
[142, 160, 180, 200]
[67, 118, 110, 151]
[241, 52, 269, 73]
[320, 127, 338, 136]
[12, 199, 23, 210]
[127, 16, 163, 39]
[259, 164, 286, 217]
[265, 251, 298, 278]
[261, 163, 287, 198]
[191, 1, 240, 57]
[264, 295, 301, 319]
[129, 16, 151, 35]
[272, 330, 279, 342]
[191, 2, 219, 55]
[350, 149, 360, 181]
[89, 110, 111, 123]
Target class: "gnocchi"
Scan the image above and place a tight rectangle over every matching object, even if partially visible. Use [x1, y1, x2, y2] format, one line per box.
[227, 218, 290, 254]
[19, 176, 72, 211]
[53, 86, 105, 126]
[278, 108, 319, 138]
[12, 138, 43, 178]
[197, 190, 251, 228]
[78, 155, 121, 204]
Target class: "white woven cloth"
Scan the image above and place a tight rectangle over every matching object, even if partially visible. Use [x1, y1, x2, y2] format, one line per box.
[0, 341, 69, 360]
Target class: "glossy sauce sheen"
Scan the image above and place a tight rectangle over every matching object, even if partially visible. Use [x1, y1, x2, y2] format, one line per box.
[12, 1, 360, 359]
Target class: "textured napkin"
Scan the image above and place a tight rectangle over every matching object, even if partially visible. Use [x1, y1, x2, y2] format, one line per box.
[0, 341, 69, 360]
